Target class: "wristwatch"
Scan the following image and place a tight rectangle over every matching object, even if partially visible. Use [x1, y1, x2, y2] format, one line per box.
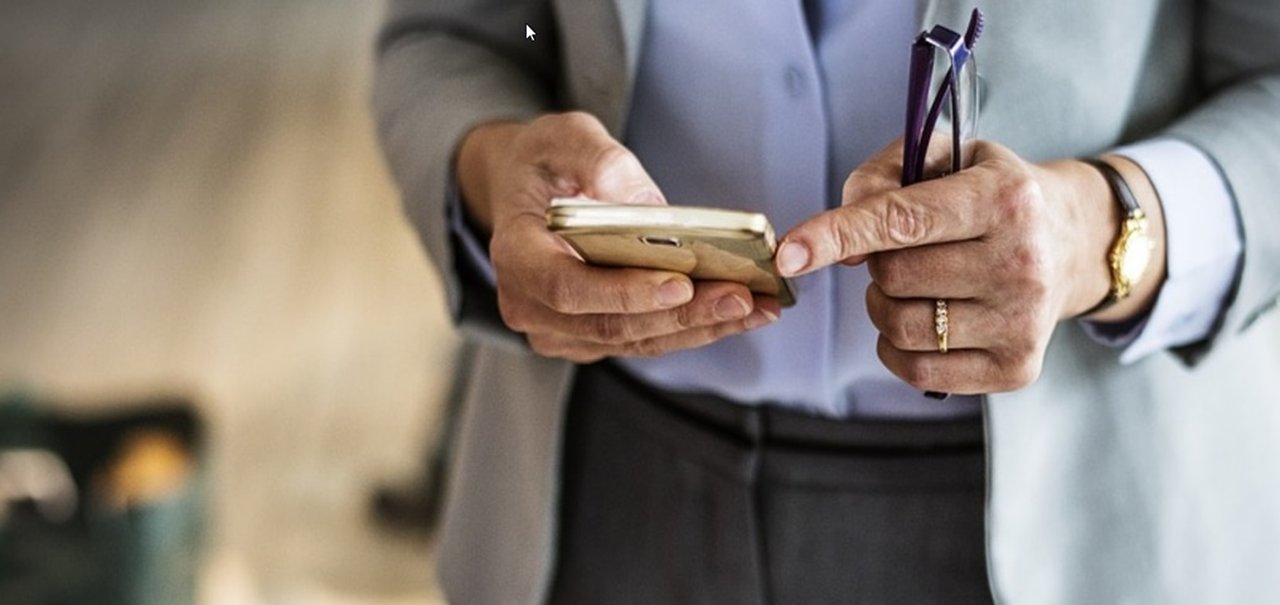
[1081, 158, 1154, 316]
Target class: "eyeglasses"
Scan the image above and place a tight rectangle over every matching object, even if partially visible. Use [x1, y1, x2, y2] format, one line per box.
[901, 8, 984, 187]
[901, 9, 984, 400]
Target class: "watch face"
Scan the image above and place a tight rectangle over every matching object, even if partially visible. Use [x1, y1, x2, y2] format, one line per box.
[1116, 221, 1153, 288]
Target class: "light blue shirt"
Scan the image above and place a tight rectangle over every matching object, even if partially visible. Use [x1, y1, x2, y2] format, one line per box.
[451, 0, 1242, 419]
[616, 0, 977, 418]
[613, 0, 1242, 417]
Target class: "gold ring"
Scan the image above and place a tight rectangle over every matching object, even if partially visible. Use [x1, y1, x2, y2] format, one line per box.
[935, 299, 949, 354]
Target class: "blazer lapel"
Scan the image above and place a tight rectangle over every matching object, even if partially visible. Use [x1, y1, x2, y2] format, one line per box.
[595, 0, 648, 135]
[615, 0, 649, 77]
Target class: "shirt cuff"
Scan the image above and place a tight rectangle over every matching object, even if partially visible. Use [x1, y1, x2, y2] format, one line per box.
[448, 180, 498, 287]
[1079, 138, 1243, 364]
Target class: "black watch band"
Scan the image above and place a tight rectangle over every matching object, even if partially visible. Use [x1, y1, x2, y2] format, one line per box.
[1083, 158, 1142, 216]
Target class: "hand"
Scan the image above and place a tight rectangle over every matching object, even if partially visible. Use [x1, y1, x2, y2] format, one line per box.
[775, 140, 1165, 394]
[455, 111, 780, 363]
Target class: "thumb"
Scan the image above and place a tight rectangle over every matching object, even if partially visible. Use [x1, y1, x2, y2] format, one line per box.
[583, 147, 667, 207]
[535, 112, 666, 206]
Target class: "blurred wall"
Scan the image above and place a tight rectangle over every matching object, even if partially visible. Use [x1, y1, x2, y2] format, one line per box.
[0, 1, 454, 603]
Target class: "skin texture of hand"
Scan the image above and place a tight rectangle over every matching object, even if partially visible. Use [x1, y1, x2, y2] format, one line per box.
[776, 140, 1166, 394]
[455, 111, 781, 363]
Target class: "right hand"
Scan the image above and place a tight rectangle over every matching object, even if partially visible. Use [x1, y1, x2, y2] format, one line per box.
[456, 111, 780, 363]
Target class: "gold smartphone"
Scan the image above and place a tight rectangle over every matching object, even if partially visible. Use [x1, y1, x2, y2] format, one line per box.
[545, 197, 797, 307]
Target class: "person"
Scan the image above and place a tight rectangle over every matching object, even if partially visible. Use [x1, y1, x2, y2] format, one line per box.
[374, 0, 1280, 603]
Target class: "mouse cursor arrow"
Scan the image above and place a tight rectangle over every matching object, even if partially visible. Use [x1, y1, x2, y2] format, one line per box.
[525, 25, 536, 41]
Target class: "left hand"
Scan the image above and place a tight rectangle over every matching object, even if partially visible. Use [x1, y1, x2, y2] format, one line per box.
[775, 140, 1147, 394]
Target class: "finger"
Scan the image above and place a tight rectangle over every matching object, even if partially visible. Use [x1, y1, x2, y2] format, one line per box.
[836, 139, 956, 267]
[496, 214, 694, 315]
[870, 332, 1018, 393]
[523, 281, 759, 345]
[618, 303, 780, 357]
[526, 332, 607, 364]
[865, 240, 989, 299]
[529, 112, 666, 206]
[779, 173, 996, 276]
[876, 336, 1034, 395]
[777, 142, 1027, 276]
[528, 301, 780, 361]
[864, 284, 993, 352]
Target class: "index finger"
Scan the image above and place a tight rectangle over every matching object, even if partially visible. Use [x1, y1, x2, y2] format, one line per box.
[776, 148, 1015, 277]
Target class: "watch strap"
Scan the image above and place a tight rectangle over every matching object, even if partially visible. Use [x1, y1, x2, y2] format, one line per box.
[1083, 158, 1142, 217]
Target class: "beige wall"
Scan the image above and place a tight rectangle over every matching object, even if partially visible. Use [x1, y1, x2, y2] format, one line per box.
[0, 1, 452, 603]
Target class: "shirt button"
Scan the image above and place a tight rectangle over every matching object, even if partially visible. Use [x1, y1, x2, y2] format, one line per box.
[785, 66, 806, 97]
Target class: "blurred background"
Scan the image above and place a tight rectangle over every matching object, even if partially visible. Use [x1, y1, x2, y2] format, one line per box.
[0, 0, 454, 603]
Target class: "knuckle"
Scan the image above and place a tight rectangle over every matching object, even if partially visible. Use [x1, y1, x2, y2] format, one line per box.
[822, 213, 856, 260]
[672, 303, 696, 331]
[1024, 274, 1051, 304]
[489, 236, 512, 263]
[902, 358, 936, 389]
[496, 286, 536, 333]
[528, 113, 556, 133]
[589, 314, 632, 344]
[1009, 241, 1043, 276]
[1007, 242, 1051, 296]
[586, 144, 635, 187]
[992, 341, 1043, 391]
[998, 172, 1043, 225]
[880, 193, 930, 247]
[1005, 357, 1043, 391]
[565, 348, 603, 364]
[628, 337, 667, 358]
[711, 320, 742, 339]
[557, 110, 599, 129]
[868, 256, 905, 296]
[536, 111, 595, 135]
[841, 167, 889, 203]
[841, 172, 861, 202]
[886, 306, 916, 349]
[526, 334, 558, 358]
[530, 333, 604, 364]
[542, 273, 577, 313]
[865, 288, 889, 332]
[598, 278, 647, 315]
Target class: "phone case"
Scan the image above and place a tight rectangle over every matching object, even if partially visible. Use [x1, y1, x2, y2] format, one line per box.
[546, 200, 797, 307]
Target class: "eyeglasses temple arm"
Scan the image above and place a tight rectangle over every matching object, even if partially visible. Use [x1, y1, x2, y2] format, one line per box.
[902, 40, 935, 186]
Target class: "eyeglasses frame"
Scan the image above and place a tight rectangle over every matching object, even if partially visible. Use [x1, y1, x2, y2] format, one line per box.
[902, 8, 984, 187]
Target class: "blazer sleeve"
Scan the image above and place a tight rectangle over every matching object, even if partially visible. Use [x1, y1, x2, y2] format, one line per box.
[373, 0, 557, 344]
[1162, 0, 1280, 364]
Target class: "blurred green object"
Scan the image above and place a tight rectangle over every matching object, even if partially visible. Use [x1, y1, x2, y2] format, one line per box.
[0, 392, 204, 605]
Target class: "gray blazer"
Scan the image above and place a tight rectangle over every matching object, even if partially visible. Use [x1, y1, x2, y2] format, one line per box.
[374, 0, 1280, 603]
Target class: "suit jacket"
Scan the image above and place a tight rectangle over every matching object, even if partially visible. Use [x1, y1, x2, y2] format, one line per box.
[374, 0, 1280, 602]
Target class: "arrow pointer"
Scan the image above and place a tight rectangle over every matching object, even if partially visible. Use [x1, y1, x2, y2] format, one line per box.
[526, 25, 536, 41]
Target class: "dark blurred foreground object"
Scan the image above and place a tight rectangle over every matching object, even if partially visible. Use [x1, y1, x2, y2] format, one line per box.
[0, 393, 204, 605]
